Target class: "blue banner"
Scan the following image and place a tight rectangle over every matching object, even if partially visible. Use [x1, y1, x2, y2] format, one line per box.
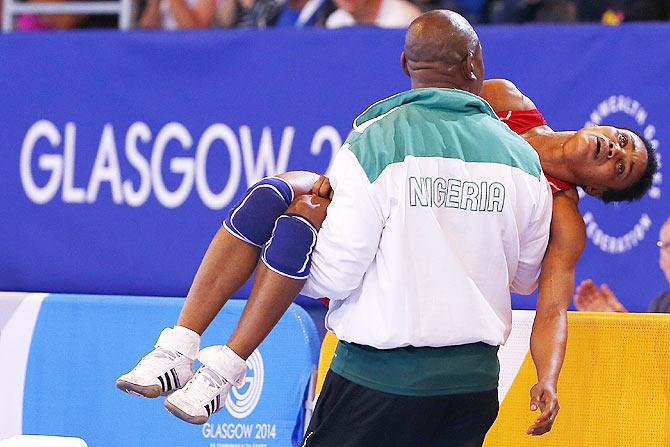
[1, 25, 668, 311]
[21, 295, 319, 447]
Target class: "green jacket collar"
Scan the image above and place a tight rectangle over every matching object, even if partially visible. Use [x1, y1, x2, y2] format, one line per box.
[354, 88, 498, 128]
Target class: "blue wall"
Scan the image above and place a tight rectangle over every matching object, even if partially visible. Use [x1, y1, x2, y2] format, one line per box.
[0, 25, 668, 311]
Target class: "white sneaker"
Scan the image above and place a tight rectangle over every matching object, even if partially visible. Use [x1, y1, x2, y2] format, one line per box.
[116, 327, 199, 398]
[164, 345, 247, 425]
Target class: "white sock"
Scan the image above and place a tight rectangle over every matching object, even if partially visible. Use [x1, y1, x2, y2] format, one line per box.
[154, 326, 201, 360]
[173, 325, 201, 344]
[198, 345, 247, 387]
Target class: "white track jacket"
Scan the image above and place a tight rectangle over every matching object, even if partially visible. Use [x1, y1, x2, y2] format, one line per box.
[302, 88, 552, 349]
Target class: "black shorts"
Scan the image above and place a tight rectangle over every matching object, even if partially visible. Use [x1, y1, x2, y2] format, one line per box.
[302, 370, 499, 447]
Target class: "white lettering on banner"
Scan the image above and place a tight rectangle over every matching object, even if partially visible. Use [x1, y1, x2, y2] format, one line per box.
[87, 124, 123, 204]
[582, 96, 663, 254]
[151, 122, 195, 209]
[20, 120, 62, 204]
[202, 423, 276, 440]
[583, 212, 652, 254]
[19, 121, 342, 210]
[123, 122, 152, 207]
[195, 124, 242, 210]
[240, 126, 293, 186]
[62, 123, 85, 203]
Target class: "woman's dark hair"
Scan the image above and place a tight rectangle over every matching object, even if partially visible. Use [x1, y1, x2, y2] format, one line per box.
[601, 127, 658, 203]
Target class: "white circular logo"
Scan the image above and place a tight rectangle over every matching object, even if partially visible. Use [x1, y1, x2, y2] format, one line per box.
[225, 349, 264, 419]
[581, 95, 663, 254]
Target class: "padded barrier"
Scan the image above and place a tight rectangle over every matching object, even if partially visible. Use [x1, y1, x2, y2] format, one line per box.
[0, 293, 320, 447]
[486, 311, 670, 446]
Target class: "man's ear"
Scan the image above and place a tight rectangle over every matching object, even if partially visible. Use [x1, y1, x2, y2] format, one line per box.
[401, 51, 410, 77]
[585, 185, 605, 198]
[461, 52, 477, 81]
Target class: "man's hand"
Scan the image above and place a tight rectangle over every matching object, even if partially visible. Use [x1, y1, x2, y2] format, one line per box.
[527, 381, 559, 436]
[573, 279, 628, 312]
[312, 175, 334, 199]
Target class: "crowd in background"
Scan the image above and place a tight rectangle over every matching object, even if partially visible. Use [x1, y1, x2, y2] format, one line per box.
[3, 0, 669, 31]
[575, 216, 670, 314]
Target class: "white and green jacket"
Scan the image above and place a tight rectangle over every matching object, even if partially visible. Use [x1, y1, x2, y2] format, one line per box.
[302, 88, 552, 351]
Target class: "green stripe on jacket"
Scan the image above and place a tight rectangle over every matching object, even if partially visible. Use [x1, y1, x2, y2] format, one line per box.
[347, 88, 542, 182]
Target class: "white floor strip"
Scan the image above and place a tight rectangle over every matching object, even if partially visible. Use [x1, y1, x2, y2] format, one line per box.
[497, 310, 536, 405]
[0, 293, 48, 440]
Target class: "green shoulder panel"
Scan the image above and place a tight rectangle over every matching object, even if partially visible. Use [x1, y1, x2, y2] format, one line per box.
[347, 103, 542, 183]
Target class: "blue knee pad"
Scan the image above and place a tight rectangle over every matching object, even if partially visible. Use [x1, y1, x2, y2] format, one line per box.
[261, 214, 318, 280]
[223, 177, 293, 247]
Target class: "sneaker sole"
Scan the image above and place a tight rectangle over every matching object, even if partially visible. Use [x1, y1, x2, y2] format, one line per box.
[164, 400, 207, 425]
[116, 379, 162, 398]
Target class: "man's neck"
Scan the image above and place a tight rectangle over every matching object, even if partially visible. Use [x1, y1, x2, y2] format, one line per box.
[412, 81, 462, 90]
[410, 73, 475, 94]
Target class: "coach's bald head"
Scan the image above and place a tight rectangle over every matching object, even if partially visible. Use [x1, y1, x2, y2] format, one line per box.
[402, 10, 484, 94]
